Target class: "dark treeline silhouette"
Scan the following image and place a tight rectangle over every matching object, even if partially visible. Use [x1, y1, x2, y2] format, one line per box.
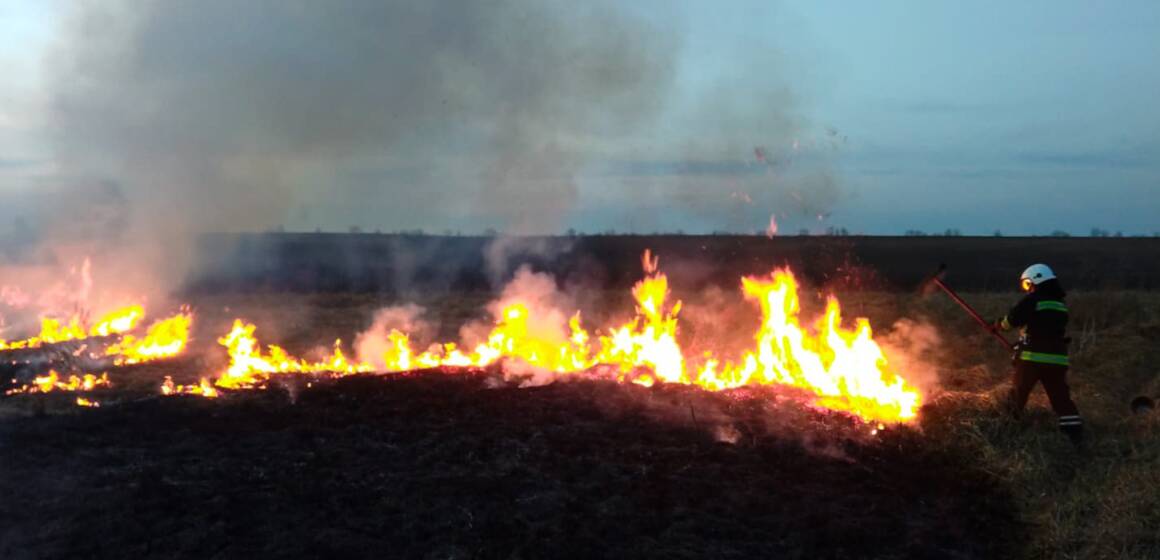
[186, 233, 1160, 295]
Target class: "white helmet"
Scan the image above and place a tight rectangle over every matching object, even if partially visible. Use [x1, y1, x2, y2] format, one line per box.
[1020, 263, 1055, 291]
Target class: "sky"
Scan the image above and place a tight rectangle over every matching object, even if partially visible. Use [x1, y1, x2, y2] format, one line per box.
[1, 0, 1158, 237]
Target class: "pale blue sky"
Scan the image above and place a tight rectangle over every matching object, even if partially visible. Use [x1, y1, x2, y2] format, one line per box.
[2, 1, 1158, 235]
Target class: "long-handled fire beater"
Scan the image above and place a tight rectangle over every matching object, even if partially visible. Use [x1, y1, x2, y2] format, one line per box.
[925, 264, 1013, 350]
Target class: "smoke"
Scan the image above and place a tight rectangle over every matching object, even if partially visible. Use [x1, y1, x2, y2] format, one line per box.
[354, 304, 433, 370]
[42, 0, 680, 288]
[878, 318, 944, 396]
[22, 0, 843, 308]
[676, 284, 759, 358]
[0, 175, 173, 318]
[600, 11, 844, 236]
[480, 235, 578, 289]
[351, 265, 581, 384]
[460, 265, 574, 349]
[0, 251, 153, 338]
[467, 264, 620, 388]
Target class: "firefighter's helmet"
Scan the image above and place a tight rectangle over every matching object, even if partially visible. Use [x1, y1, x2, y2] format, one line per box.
[1020, 264, 1055, 291]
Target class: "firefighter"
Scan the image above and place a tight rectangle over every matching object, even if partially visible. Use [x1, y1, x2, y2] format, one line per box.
[992, 264, 1082, 443]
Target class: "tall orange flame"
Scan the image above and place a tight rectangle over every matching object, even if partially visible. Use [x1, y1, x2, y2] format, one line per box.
[214, 320, 372, 390]
[105, 310, 193, 365]
[690, 270, 919, 421]
[0, 304, 146, 351]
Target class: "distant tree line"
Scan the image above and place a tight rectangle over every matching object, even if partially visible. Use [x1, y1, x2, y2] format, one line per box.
[1089, 228, 1124, 238]
[904, 228, 962, 237]
[262, 225, 1160, 238]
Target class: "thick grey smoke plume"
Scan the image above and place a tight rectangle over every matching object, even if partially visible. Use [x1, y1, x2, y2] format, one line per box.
[32, 0, 845, 303]
[45, 0, 679, 282]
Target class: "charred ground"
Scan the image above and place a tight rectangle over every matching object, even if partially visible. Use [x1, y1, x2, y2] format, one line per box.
[0, 373, 1020, 560]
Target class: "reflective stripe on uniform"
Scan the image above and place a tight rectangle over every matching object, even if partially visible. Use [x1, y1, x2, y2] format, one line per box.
[1059, 415, 1083, 425]
[1036, 300, 1068, 313]
[1019, 351, 1070, 366]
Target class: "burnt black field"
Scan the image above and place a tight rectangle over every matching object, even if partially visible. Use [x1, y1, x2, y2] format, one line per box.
[0, 373, 1022, 560]
[189, 233, 1160, 295]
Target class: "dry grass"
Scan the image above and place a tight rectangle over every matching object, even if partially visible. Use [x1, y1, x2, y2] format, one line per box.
[861, 289, 1160, 559]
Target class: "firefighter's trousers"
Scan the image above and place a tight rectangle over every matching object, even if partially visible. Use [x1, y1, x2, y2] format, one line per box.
[1008, 360, 1083, 442]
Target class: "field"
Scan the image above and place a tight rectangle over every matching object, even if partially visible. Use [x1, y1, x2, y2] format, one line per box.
[2, 236, 1160, 559]
[190, 233, 1160, 293]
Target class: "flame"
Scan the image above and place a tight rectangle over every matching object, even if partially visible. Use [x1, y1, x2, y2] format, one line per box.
[4, 370, 111, 396]
[0, 304, 146, 351]
[214, 320, 373, 389]
[0, 317, 85, 350]
[161, 375, 219, 398]
[690, 270, 920, 421]
[105, 310, 193, 365]
[197, 252, 921, 424]
[594, 271, 686, 383]
[460, 305, 593, 374]
[75, 396, 100, 407]
[90, 305, 145, 337]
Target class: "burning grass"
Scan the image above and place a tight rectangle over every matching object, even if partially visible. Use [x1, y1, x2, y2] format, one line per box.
[1, 308, 192, 397]
[0, 304, 144, 351]
[4, 252, 923, 424]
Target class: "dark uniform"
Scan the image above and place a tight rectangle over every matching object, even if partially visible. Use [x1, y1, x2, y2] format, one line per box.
[994, 278, 1083, 442]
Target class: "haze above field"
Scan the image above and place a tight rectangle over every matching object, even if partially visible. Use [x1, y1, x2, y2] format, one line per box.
[2, 1, 1158, 237]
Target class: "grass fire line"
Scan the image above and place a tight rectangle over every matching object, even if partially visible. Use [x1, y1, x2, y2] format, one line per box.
[0, 305, 146, 351]
[3, 251, 922, 424]
[3, 308, 194, 397]
[154, 251, 920, 425]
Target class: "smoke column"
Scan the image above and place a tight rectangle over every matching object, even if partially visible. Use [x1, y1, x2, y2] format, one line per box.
[44, 0, 680, 285]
